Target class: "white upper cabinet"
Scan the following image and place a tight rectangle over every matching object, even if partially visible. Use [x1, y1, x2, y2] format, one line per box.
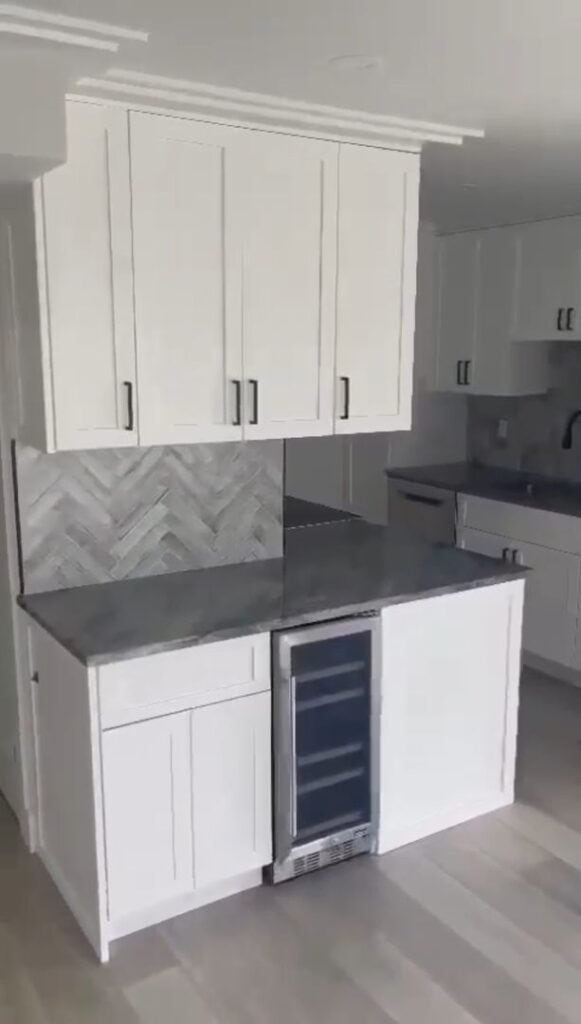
[435, 231, 479, 393]
[2, 100, 426, 450]
[335, 147, 419, 433]
[130, 113, 243, 445]
[6, 100, 138, 451]
[434, 227, 549, 396]
[512, 217, 581, 341]
[233, 132, 337, 439]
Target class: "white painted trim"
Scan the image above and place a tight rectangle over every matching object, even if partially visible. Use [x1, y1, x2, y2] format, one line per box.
[38, 845, 109, 962]
[107, 868, 262, 941]
[376, 791, 513, 855]
[0, 4, 147, 53]
[72, 70, 484, 151]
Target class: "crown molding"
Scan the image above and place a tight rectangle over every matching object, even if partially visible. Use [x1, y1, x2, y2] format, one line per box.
[0, 4, 148, 53]
[74, 69, 484, 150]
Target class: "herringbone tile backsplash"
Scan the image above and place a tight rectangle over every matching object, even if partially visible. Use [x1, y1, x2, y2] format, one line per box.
[16, 441, 283, 593]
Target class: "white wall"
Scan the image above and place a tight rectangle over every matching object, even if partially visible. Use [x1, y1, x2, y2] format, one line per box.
[285, 225, 468, 522]
[0, 49, 67, 181]
[0, 219, 24, 816]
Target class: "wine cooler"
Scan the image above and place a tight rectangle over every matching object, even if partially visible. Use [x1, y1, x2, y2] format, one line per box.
[270, 615, 379, 883]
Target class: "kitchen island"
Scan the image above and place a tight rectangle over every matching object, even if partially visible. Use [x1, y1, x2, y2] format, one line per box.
[19, 522, 526, 962]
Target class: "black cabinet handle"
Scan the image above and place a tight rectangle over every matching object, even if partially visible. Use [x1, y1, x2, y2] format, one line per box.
[123, 381, 134, 432]
[557, 307, 564, 331]
[456, 360, 462, 386]
[567, 307, 576, 331]
[401, 491, 444, 507]
[231, 379, 242, 426]
[248, 379, 258, 425]
[340, 376, 350, 419]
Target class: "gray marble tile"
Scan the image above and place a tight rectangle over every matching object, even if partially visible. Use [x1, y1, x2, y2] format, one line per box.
[16, 440, 283, 593]
[18, 521, 525, 665]
[468, 342, 581, 483]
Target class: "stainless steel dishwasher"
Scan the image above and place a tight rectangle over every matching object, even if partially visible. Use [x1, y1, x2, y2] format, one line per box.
[269, 615, 380, 884]
[387, 478, 457, 544]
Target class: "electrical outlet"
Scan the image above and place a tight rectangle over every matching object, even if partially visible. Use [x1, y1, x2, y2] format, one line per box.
[497, 418, 508, 441]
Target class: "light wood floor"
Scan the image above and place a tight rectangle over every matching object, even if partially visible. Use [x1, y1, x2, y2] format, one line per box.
[2, 668, 581, 1023]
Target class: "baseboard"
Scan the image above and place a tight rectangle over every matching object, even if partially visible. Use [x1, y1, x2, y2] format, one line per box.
[523, 652, 581, 688]
[108, 868, 263, 942]
[38, 845, 108, 962]
[376, 790, 513, 855]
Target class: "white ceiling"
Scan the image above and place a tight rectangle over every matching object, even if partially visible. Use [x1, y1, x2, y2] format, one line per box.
[30, 0, 581, 229]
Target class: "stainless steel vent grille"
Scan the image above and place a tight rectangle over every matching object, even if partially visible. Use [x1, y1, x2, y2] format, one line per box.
[275, 828, 371, 882]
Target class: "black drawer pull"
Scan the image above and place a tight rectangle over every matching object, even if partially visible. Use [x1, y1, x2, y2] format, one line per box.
[248, 379, 258, 425]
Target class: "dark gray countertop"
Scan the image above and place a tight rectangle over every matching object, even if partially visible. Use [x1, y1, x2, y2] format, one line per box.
[387, 462, 581, 518]
[18, 521, 526, 667]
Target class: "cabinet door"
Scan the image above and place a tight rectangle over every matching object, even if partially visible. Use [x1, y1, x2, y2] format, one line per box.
[460, 526, 581, 667]
[512, 218, 581, 342]
[191, 692, 271, 889]
[102, 713, 193, 921]
[233, 132, 337, 439]
[335, 147, 419, 432]
[39, 101, 136, 449]
[130, 113, 243, 445]
[435, 232, 479, 393]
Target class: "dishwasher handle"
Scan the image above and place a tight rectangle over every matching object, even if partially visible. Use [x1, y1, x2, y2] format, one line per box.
[400, 490, 444, 508]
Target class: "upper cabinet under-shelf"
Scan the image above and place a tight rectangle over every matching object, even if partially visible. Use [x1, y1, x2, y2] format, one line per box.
[0, 98, 422, 452]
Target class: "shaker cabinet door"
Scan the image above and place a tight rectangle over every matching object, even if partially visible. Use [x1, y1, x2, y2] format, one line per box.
[512, 217, 581, 342]
[130, 112, 244, 445]
[232, 131, 338, 439]
[334, 146, 419, 431]
[191, 692, 272, 889]
[435, 231, 479, 393]
[39, 101, 137, 449]
[102, 713, 193, 921]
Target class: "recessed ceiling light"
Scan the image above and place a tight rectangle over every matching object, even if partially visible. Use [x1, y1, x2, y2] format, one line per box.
[328, 54, 384, 73]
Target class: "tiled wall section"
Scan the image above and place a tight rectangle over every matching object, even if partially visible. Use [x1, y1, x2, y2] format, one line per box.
[468, 344, 581, 481]
[16, 440, 283, 593]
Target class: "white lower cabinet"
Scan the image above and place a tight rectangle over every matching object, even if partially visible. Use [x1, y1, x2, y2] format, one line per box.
[458, 496, 581, 673]
[192, 693, 272, 888]
[29, 626, 272, 962]
[378, 582, 524, 853]
[102, 713, 193, 922]
[460, 526, 581, 667]
[102, 692, 272, 922]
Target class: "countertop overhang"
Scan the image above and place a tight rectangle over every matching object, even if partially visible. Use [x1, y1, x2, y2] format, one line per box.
[18, 521, 526, 666]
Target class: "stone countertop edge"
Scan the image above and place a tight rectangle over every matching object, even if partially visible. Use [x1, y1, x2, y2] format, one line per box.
[18, 564, 527, 670]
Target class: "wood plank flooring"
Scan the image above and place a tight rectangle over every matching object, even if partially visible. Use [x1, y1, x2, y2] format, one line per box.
[2, 667, 581, 1023]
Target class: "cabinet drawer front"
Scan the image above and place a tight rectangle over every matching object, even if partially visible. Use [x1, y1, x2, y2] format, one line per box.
[459, 495, 581, 555]
[98, 634, 270, 728]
